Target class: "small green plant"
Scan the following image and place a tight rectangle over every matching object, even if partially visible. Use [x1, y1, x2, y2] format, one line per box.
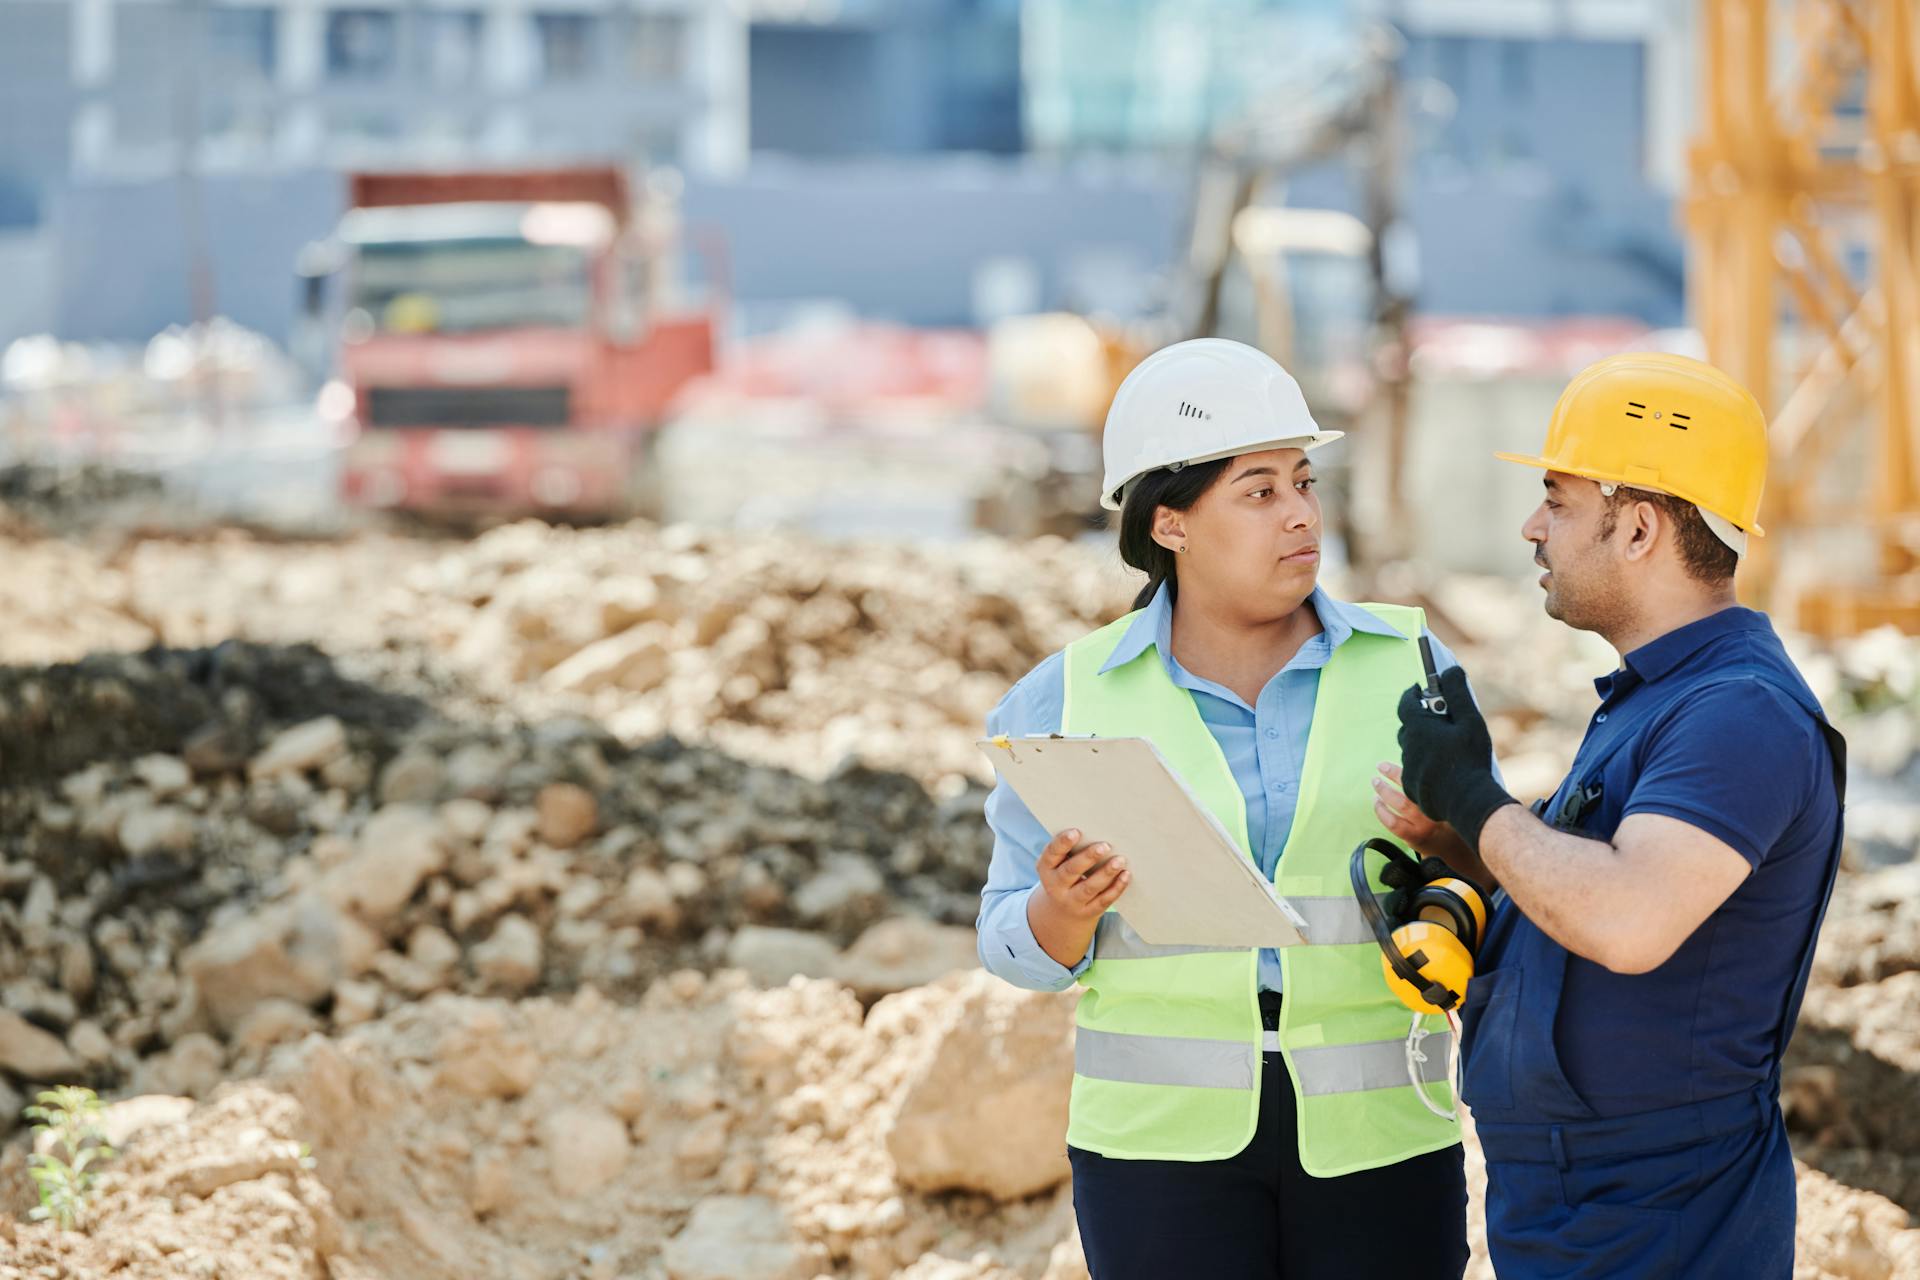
[24, 1085, 115, 1231]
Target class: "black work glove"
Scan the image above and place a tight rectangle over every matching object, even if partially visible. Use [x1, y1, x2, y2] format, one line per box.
[1395, 665, 1518, 849]
[1378, 853, 1454, 923]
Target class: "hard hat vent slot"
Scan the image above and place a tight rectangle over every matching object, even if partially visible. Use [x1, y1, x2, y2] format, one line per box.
[1668, 412, 1691, 430]
[1626, 401, 1647, 420]
[1177, 401, 1212, 421]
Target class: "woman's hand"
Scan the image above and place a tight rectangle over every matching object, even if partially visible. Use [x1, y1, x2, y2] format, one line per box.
[1373, 762, 1497, 889]
[1026, 828, 1130, 968]
[1373, 761, 1444, 847]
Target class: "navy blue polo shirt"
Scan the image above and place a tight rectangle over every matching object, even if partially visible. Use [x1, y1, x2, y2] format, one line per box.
[1500, 607, 1843, 1116]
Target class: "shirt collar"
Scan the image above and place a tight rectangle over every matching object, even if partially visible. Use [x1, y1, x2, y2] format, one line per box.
[1098, 580, 1403, 676]
[1625, 606, 1772, 681]
[1595, 605, 1773, 697]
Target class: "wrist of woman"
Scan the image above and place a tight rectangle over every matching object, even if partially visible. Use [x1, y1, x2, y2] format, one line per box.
[1027, 886, 1098, 969]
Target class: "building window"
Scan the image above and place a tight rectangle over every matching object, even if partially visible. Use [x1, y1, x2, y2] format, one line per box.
[207, 7, 276, 83]
[627, 13, 686, 82]
[535, 12, 600, 81]
[1500, 39, 1532, 103]
[417, 10, 484, 88]
[327, 9, 398, 81]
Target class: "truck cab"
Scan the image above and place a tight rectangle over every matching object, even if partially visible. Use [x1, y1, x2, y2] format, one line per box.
[322, 168, 714, 519]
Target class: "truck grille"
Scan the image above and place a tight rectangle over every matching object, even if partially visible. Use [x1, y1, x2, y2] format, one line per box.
[365, 386, 572, 428]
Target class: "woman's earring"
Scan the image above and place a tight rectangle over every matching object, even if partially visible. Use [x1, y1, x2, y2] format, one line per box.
[1178, 544, 1188, 553]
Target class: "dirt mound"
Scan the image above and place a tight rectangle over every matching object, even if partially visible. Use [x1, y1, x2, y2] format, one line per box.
[1, 517, 1917, 1278]
[2, 972, 1089, 1280]
[0, 644, 992, 1108]
[4, 973, 1916, 1280]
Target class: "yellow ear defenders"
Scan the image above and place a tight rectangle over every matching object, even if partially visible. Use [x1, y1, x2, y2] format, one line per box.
[1349, 838, 1491, 1015]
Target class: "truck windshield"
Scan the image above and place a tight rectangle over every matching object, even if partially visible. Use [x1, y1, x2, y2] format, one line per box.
[351, 237, 593, 334]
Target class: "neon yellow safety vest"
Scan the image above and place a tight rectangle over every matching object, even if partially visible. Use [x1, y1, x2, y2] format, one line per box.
[1061, 603, 1459, 1175]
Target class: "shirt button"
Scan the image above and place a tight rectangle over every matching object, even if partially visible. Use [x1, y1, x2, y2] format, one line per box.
[1273, 780, 1290, 792]
[1596, 712, 1609, 723]
[1265, 728, 1279, 739]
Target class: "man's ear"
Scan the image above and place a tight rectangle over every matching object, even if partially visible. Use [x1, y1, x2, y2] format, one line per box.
[1623, 498, 1662, 562]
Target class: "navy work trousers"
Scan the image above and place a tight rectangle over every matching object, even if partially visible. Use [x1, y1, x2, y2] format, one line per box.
[1069, 1047, 1469, 1280]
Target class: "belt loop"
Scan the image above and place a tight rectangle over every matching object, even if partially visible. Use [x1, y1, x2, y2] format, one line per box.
[1549, 1125, 1570, 1170]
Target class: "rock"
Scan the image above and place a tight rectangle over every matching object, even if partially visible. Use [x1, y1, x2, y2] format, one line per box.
[60, 938, 96, 1004]
[543, 624, 672, 694]
[182, 721, 248, 775]
[543, 1104, 630, 1196]
[331, 979, 383, 1027]
[834, 917, 979, 1000]
[663, 1195, 817, 1280]
[535, 782, 598, 849]
[133, 1032, 225, 1098]
[0, 1076, 23, 1135]
[116, 802, 197, 857]
[234, 998, 322, 1054]
[323, 804, 450, 926]
[379, 749, 447, 805]
[472, 915, 543, 993]
[883, 971, 1078, 1200]
[407, 924, 461, 978]
[435, 1003, 542, 1099]
[792, 853, 886, 925]
[249, 716, 348, 780]
[725, 927, 841, 988]
[446, 742, 512, 801]
[66, 1019, 114, 1067]
[182, 893, 380, 1032]
[469, 1150, 515, 1217]
[619, 868, 681, 929]
[675, 1111, 731, 1179]
[98, 1095, 196, 1149]
[0, 1009, 82, 1080]
[440, 797, 493, 843]
[133, 753, 193, 798]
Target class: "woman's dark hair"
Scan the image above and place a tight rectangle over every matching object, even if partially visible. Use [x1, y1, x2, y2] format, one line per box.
[1117, 458, 1232, 609]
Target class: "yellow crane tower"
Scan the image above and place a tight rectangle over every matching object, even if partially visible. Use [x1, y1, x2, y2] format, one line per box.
[1687, 0, 1920, 636]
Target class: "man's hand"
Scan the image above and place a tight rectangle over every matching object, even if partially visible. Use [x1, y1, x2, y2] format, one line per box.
[1396, 666, 1519, 847]
[1026, 828, 1129, 968]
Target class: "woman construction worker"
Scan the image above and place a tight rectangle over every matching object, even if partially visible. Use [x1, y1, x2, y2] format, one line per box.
[976, 338, 1477, 1279]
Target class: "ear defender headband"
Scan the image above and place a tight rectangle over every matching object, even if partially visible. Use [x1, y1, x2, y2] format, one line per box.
[1349, 838, 1490, 1015]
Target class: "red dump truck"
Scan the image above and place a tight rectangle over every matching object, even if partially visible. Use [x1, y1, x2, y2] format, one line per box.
[320, 167, 716, 518]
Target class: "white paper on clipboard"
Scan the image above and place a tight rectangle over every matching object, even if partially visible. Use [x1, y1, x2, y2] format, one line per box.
[979, 735, 1311, 949]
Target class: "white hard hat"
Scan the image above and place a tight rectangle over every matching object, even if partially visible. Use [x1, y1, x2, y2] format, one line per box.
[1099, 338, 1343, 511]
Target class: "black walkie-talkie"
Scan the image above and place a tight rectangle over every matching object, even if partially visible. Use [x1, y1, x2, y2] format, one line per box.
[1417, 635, 1448, 717]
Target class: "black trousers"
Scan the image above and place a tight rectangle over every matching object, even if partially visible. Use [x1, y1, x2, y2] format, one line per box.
[1069, 1023, 1469, 1280]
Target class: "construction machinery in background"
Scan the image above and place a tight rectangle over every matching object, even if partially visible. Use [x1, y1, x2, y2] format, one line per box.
[1004, 10, 1411, 565]
[309, 167, 717, 522]
[1688, 0, 1920, 635]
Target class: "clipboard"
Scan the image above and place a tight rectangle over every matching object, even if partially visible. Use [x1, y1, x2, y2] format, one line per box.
[979, 735, 1311, 949]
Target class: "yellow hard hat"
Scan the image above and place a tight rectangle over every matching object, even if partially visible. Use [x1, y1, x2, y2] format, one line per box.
[1495, 352, 1767, 552]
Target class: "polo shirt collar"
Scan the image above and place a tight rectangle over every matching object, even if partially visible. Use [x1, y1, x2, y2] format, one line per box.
[1097, 580, 1401, 676]
[1596, 605, 1772, 697]
[1625, 606, 1771, 681]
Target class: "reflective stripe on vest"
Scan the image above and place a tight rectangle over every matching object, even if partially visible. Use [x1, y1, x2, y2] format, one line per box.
[1059, 601, 1463, 1174]
[1076, 1026, 1455, 1095]
[1094, 900, 1375, 959]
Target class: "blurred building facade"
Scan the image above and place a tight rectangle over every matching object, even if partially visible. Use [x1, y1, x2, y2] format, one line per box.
[1, 0, 1693, 351]
[747, 0, 1023, 156]
[1022, 0, 1688, 323]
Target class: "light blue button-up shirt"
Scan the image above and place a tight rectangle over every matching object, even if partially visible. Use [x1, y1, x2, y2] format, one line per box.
[976, 581, 1470, 994]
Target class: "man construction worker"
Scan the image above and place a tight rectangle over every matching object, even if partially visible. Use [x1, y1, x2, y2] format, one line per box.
[1374, 352, 1846, 1277]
